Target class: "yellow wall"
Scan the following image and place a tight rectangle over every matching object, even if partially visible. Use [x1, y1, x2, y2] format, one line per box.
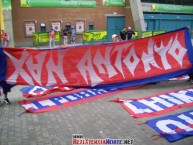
[0, 0, 5, 30]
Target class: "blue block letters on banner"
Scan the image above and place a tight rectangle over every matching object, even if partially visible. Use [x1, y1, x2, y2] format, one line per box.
[147, 110, 193, 142]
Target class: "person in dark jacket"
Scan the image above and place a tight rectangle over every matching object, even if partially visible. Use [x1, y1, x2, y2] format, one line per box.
[120, 27, 127, 40]
[127, 26, 135, 40]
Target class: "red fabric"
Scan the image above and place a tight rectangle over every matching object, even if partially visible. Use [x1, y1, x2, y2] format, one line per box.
[49, 33, 54, 38]
[2, 29, 192, 86]
[19, 86, 140, 113]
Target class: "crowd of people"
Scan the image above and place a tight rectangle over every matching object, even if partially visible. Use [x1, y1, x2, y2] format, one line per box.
[112, 26, 135, 43]
[49, 25, 76, 48]
[49, 25, 135, 48]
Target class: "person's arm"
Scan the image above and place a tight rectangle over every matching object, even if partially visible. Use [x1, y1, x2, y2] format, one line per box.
[132, 30, 135, 35]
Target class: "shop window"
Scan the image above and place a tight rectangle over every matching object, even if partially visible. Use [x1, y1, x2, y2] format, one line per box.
[89, 22, 94, 30]
[40, 23, 46, 32]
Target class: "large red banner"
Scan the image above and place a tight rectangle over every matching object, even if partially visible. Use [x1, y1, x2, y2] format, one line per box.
[2, 28, 193, 87]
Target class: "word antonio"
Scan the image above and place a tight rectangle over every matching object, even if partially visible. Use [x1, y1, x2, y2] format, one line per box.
[77, 33, 187, 85]
[4, 31, 190, 86]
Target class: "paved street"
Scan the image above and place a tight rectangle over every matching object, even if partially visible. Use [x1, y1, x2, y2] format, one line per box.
[0, 80, 193, 145]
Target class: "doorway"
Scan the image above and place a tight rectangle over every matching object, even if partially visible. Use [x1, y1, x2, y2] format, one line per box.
[107, 16, 125, 41]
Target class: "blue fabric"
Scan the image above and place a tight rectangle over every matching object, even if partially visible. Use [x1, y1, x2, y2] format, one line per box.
[185, 27, 193, 63]
[0, 81, 14, 93]
[49, 28, 55, 33]
[0, 47, 7, 81]
[147, 110, 193, 142]
[71, 28, 76, 36]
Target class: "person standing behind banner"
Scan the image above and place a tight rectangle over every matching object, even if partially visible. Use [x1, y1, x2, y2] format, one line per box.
[127, 26, 135, 40]
[120, 27, 127, 40]
[63, 26, 68, 46]
[49, 26, 56, 48]
[112, 34, 121, 42]
[71, 26, 76, 44]
[1, 30, 9, 46]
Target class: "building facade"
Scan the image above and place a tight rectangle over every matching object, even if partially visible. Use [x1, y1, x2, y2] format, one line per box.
[10, 0, 135, 47]
[141, 0, 193, 32]
[1, 0, 193, 47]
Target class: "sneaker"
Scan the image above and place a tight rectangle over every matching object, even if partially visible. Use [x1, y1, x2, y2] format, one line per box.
[3, 98, 11, 104]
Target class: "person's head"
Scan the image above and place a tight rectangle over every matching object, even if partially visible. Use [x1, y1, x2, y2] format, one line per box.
[122, 27, 126, 31]
[112, 34, 119, 42]
[128, 26, 131, 30]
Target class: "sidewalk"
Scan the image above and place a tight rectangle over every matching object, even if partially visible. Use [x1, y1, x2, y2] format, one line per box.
[0, 80, 193, 145]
